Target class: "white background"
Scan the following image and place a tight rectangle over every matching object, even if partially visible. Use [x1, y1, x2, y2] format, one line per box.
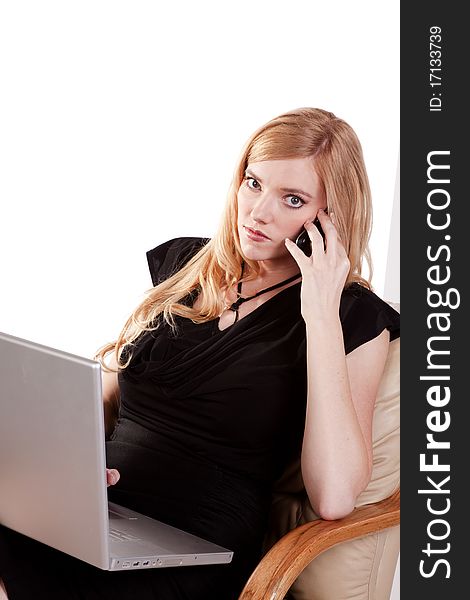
[0, 0, 399, 358]
[0, 2, 400, 596]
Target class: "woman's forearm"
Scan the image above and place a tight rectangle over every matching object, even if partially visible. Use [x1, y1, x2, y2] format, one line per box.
[301, 316, 371, 520]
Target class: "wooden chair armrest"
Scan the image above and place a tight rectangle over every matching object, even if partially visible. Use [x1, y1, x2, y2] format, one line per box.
[238, 488, 400, 600]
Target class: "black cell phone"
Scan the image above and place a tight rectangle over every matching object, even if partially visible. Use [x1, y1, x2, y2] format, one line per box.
[295, 217, 326, 257]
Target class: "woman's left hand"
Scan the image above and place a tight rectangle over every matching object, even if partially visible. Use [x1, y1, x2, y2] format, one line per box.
[285, 209, 350, 324]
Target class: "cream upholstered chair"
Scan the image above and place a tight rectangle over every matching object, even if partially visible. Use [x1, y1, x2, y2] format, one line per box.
[239, 311, 400, 600]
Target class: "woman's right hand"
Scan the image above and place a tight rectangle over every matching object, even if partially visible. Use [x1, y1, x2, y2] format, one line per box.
[106, 468, 120, 487]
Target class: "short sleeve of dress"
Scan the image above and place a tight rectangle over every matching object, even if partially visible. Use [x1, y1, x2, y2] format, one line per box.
[146, 236, 210, 286]
[340, 283, 400, 355]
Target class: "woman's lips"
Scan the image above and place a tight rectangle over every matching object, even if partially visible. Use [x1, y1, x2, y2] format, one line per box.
[245, 226, 270, 241]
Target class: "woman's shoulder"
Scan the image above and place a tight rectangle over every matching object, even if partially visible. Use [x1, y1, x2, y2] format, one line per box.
[146, 236, 210, 286]
[340, 283, 400, 355]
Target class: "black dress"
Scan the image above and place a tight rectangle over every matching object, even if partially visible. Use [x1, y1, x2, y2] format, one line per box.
[0, 236, 400, 600]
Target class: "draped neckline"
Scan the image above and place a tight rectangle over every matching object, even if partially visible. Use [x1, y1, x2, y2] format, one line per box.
[204, 279, 303, 335]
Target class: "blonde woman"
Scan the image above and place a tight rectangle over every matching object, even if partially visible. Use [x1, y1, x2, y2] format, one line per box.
[0, 108, 400, 599]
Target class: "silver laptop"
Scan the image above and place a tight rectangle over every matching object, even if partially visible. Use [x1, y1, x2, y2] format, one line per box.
[0, 331, 233, 571]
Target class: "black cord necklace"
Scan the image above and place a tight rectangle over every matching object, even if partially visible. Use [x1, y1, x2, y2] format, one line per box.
[225, 260, 301, 324]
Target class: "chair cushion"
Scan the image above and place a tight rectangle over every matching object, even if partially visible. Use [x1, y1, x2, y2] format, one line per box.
[263, 330, 400, 600]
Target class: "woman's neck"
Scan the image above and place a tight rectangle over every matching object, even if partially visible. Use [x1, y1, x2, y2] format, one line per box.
[246, 259, 301, 283]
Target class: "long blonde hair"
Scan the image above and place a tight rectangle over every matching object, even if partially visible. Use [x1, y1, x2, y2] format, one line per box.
[95, 107, 373, 370]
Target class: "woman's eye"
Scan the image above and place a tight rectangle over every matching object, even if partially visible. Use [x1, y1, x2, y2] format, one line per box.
[244, 177, 305, 209]
[246, 177, 260, 190]
[286, 195, 305, 209]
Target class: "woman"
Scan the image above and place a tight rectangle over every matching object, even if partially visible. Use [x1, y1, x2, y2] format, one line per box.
[0, 107, 400, 599]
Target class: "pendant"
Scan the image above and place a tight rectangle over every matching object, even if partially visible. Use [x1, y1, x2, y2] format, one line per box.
[227, 294, 247, 311]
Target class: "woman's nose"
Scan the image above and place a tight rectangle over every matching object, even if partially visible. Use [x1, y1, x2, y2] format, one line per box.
[250, 193, 273, 223]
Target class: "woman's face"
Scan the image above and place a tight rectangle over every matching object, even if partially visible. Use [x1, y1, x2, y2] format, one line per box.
[237, 157, 326, 264]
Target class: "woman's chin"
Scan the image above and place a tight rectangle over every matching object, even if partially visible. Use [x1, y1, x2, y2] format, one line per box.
[240, 245, 290, 264]
[240, 245, 271, 261]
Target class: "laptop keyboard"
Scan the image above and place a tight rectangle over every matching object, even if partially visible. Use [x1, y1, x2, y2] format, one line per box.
[109, 528, 142, 542]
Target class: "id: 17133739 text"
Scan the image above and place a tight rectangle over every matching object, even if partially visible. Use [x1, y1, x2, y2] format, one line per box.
[429, 26, 443, 112]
